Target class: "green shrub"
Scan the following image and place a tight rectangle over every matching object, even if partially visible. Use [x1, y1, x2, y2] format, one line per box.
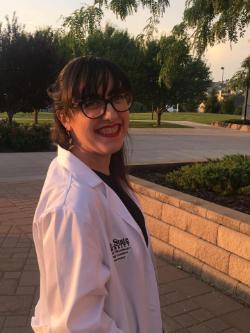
[222, 119, 250, 125]
[165, 155, 250, 196]
[0, 120, 54, 152]
[239, 185, 250, 195]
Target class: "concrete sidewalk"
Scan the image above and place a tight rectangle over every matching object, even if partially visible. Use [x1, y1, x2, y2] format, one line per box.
[1, 127, 250, 182]
[0, 179, 249, 332]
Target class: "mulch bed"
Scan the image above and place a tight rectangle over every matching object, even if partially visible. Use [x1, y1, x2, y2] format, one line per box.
[129, 166, 250, 215]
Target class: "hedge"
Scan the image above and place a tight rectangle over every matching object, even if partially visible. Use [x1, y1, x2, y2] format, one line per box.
[0, 120, 55, 152]
[165, 155, 250, 196]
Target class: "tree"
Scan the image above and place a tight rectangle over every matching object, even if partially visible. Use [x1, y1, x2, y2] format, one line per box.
[94, 0, 169, 20]
[59, 3, 173, 118]
[65, 1, 249, 55]
[62, 5, 103, 56]
[61, 1, 170, 46]
[0, 14, 67, 124]
[157, 35, 211, 110]
[0, 13, 27, 124]
[23, 29, 68, 123]
[229, 56, 250, 121]
[83, 25, 145, 98]
[83, 24, 168, 114]
[182, 0, 250, 54]
[205, 88, 221, 113]
[84, 27, 211, 120]
[140, 39, 167, 110]
[229, 70, 248, 93]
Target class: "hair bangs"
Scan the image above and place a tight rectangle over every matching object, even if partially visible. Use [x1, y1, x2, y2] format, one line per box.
[71, 58, 132, 102]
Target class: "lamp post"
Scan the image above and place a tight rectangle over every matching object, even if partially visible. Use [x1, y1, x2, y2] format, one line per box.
[221, 66, 225, 84]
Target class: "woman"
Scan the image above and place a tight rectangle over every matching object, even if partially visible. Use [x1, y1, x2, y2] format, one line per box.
[31, 56, 164, 333]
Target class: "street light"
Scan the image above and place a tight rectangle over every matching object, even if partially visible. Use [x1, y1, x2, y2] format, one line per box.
[221, 66, 225, 84]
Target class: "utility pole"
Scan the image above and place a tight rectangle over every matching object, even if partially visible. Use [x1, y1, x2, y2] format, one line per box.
[242, 40, 250, 121]
[243, 85, 249, 121]
[243, 65, 250, 122]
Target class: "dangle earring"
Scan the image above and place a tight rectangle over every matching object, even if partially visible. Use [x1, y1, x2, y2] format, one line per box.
[67, 130, 74, 150]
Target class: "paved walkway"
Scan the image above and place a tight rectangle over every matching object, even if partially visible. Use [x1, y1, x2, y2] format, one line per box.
[0, 179, 249, 333]
[1, 127, 250, 181]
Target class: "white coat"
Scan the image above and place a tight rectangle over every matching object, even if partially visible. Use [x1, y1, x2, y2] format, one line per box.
[31, 145, 163, 333]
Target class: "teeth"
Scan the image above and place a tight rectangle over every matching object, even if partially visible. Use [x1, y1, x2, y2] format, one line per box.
[98, 125, 120, 135]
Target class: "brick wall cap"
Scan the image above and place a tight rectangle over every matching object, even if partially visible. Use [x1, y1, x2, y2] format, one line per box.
[130, 176, 250, 235]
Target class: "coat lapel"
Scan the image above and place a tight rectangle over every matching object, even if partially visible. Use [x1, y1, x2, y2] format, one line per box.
[105, 185, 160, 283]
[105, 185, 149, 248]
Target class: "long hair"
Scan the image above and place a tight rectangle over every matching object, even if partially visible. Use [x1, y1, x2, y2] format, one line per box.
[47, 56, 133, 190]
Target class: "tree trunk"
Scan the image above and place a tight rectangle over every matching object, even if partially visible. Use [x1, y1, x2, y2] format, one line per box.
[33, 109, 38, 125]
[7, 111, 13, 126]
[156, 108, 161, 127]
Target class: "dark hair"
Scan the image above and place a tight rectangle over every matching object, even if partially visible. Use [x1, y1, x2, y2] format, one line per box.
[48, 56, 133, 190]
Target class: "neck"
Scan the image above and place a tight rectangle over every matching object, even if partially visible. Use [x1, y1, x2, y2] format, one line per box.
[70, 145, 111, 176]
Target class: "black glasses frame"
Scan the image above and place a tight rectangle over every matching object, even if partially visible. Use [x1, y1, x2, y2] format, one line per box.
[77, 94, 133, 119]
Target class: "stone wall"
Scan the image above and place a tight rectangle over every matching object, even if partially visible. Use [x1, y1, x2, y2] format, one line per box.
[212, 121, 250, 132]
[130, 176, 250, 305]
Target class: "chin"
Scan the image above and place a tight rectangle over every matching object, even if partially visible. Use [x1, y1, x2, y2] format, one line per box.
[100, 142, 124, 155]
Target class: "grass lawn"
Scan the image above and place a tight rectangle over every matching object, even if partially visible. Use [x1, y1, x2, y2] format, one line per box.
[129, 121, 190, 128]
[0, 111, 242, 126]
[3, 112, 53, 123]
[130, 112, 242, 124]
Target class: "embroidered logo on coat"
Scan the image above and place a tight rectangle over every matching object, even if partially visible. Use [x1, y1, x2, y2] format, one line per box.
[110, 237, 131, 262]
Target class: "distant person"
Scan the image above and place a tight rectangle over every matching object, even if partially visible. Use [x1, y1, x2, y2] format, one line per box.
[31, 56, 164, 333]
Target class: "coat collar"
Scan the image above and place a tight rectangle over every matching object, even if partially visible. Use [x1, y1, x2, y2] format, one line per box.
[57, 145, 151, 251]
[56, 145, 103, 188]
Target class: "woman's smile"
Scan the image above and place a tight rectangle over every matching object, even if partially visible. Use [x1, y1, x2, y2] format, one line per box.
[95, 123, 122, 137]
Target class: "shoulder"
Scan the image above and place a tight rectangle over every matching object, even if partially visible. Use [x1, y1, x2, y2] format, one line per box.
[34, 157, 107, 222]
[34, 205, 104, 258]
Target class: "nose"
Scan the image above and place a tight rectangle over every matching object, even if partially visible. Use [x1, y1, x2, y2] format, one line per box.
[103, 102, 119, 120]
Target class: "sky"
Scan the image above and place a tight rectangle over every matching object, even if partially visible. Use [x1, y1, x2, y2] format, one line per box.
[0, 0, 249, 81]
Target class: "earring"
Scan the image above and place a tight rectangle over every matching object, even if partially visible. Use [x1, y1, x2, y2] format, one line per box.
[66, 130, 74, 149]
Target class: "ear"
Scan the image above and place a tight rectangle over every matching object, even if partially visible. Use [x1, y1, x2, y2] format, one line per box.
[56, 111, 71, 131]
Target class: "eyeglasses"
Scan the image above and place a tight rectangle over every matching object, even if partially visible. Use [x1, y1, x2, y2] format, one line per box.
[75, 92, 133, 119]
